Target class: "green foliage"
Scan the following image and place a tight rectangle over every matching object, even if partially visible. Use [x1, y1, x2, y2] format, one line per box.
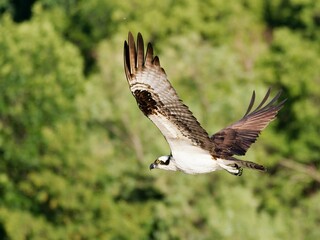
[258, 28, 320, 164]
[0, 15, 83, 168]
[255, 28, 320, 217]
[0, 0, 319, 239]
[263, 0, 320, 38]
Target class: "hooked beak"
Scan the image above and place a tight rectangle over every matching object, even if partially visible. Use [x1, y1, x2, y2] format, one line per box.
[149, 163, 155, 170]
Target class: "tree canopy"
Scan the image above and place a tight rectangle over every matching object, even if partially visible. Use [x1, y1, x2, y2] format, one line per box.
[0, 0, 319, 239]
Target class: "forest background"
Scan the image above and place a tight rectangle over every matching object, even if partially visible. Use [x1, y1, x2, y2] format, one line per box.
[0, 0, 319, 239]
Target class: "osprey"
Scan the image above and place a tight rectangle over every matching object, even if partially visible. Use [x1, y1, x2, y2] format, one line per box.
[124, 32, 286, 176]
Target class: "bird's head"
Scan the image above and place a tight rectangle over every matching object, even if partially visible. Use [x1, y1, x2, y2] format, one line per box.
[149, 155, 178, 171]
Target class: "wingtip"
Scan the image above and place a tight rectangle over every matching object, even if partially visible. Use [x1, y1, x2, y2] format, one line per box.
[153, 56, 160, 66]
[127, 31, 137, 75]
[124, 31, 163, 76]
[123, 42, 131, 80]
[128, 31, 135, 46]
[145, 42, 154, 66]
[277, 98, 287, 110]
[137, 32, 145, 69]
[243, 90, 256, 117]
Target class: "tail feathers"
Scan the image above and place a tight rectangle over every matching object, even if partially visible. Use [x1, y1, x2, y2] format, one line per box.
[217, 158, 266, 176]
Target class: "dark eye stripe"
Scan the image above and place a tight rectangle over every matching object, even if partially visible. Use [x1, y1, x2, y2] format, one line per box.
[162, 158, 170, 165]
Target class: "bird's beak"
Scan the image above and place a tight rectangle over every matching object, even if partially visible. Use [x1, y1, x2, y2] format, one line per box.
[149, 163, 155, 170]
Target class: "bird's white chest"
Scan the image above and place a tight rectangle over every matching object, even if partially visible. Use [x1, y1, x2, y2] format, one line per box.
[147, 115, 221, 174]
[172, 147, 222, 174]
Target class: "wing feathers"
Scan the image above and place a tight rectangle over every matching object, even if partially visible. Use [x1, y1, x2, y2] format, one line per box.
[243, 91, 255, 117]
[145, 43, 154, 67]
[123, 41, 130, 79]
[211, 89, 286, 157]
[254, 88, 271, 112]
[127, 32, 137, 75]
[137, 33, 144, 70]
[153, 56, 160, 66]
[124, 32, 212, 152]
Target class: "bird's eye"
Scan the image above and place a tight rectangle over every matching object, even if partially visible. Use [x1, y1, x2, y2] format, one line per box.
[155, 159, 160, 164]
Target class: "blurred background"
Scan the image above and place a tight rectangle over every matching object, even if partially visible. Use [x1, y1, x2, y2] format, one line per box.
[0, 0, 320, 239]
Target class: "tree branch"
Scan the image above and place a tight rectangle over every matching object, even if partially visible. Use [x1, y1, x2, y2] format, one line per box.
[279, 159, 320, 183]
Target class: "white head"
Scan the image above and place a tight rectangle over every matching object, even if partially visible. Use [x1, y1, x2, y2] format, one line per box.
[149, 155, 178, 172]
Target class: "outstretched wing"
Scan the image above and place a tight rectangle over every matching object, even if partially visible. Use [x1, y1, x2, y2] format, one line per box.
[211, 88, 286, 157]
[124, 32, 213, 153]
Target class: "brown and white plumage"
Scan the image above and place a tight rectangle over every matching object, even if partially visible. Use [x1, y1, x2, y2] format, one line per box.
[124, 32, 286, 175]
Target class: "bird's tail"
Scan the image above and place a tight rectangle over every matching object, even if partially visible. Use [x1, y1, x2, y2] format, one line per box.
[217, 158, 266, 176]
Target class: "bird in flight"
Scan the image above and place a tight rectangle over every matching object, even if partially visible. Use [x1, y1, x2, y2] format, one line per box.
[123, 32, 286, 176]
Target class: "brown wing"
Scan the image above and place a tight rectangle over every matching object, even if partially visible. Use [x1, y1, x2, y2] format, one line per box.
[211, 88, 286, 157]
[124, 32, 213, 152]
